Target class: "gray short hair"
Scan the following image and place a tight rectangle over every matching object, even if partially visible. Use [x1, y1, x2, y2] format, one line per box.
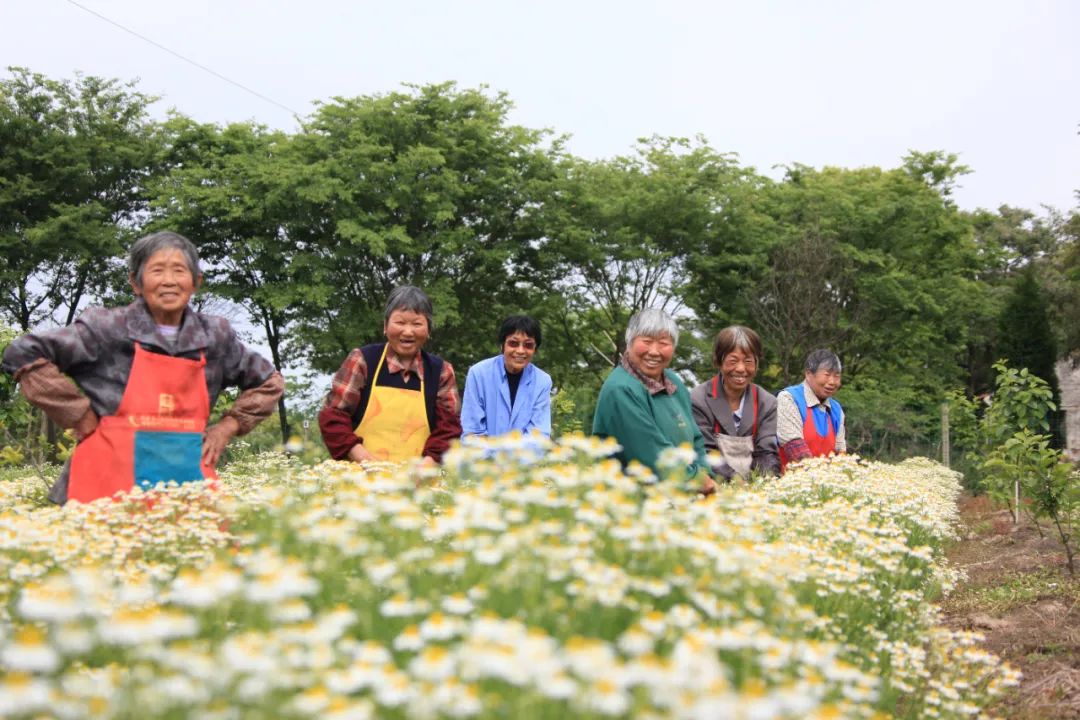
[625, 308, 679, 348]
[384, 285, 434, 330]
[805, 348, 842, 374]
[128, 231, 201, 286]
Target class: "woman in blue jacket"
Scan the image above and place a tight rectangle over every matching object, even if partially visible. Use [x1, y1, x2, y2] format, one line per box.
[461, 316, 552, 438]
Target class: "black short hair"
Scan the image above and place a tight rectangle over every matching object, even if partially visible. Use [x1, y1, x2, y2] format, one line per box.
[498, 315, 542, 349]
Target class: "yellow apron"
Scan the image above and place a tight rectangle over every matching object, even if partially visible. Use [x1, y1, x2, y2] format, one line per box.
[354, 344, 432, 462]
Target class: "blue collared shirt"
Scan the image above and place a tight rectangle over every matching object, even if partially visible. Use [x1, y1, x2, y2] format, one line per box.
[461, 355, 552, 438]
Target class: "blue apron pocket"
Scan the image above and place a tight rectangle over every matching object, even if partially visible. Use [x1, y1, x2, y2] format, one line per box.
[133, 431, 204, 490]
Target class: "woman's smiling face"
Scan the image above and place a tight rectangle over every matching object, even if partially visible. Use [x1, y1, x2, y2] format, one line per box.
[384, 309, 430, 360]
[502, 331, 537, 374]
[720, 347, 757, 394]
[628, 333, 674, 380]
[131, 248, 199, 326]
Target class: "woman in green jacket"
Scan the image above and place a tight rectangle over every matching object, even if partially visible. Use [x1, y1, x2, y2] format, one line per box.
[592, 308, 716, 495]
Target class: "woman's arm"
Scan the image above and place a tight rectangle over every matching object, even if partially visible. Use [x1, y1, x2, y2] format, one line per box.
[834, 407, 847, 452]
[523, 371, 552, 437]
[12, 361, 94, 431]
[600, 385, 688, 476]
[204, 324, 285, 467]
[422, 361, 462, 462]
[203, 371, 286, 467]
[2, 311, 108, 431]
[460, 365, 486, 437]
[318, 349, 368, 460]
[222, 372, 285, 435]
[689, 382, 720, 453]
[751, 389, 781, 476]
[775, 389, 812, 463]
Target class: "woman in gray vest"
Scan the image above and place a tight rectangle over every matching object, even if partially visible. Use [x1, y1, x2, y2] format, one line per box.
[690, 325, 779, 480]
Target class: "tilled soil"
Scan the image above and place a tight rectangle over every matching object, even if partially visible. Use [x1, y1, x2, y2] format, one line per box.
[941, 494, 1080, 719]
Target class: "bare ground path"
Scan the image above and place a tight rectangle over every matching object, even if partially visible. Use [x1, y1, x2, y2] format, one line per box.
[941, 494, 1080, 719]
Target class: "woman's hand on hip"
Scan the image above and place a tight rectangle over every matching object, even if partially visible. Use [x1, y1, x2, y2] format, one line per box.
[73, 409, 99, 442]
[203, 416, 241, 468]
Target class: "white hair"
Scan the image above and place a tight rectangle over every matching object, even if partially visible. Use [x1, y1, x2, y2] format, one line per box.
[625, 308, 679, 348]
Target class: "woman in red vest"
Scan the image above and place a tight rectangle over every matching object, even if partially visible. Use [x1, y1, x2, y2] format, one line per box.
[777, 349, 846, 471]
[1, 231, 284, 504]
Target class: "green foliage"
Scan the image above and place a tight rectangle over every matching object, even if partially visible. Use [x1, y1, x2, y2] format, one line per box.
[284, 82, 563, 375]
[942, 389, 984, 489]
[745, 158, 981, 388]
[982, 361, 1056, 445]
[538, 137, 752, 374]
[997, 267, 1058, 398]
[943, 388, 981, 454]
[0, 67, 161, 330]
[4, 67, 1080, 467]
[1041, 206, 1080, 353]
[0, 325, 38, 465]
[550, 385, 596, 438]
[976, 361, 1077, 573]
[838, 377, 936, 461]
[982, 430, 1078, 573]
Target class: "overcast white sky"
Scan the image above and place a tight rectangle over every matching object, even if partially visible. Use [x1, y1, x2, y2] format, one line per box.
[3, 0, 1078, 214]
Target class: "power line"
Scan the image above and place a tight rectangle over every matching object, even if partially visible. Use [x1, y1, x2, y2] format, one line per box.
[63, 0, 303, 118]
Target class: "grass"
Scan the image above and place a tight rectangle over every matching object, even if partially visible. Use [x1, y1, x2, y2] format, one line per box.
[944, 566, 1080, 615]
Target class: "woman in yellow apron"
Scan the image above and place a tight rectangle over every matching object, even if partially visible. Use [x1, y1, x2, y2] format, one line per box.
[689, 326, 780, 480]
[318, 286, 462, 465]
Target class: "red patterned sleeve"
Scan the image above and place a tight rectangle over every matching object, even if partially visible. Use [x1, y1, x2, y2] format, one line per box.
[422, 360, 462, 463]
[318, 350, 368, 460]
[779, 438, 813, 466]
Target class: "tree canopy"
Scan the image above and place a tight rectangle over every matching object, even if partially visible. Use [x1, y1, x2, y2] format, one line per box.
[3, 68, 1077, 454]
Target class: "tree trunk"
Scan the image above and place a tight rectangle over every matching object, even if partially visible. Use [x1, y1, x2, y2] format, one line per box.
[262, 313, 291, 444]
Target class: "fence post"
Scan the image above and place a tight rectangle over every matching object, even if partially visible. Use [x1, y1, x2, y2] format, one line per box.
[1015, 480, 1021, 526]
[941, 402, 950, 468]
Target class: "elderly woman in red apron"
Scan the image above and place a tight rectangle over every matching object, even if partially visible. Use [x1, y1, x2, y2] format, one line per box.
[690, 326, 780, 480]
[1, 231, 285, 504]
[776, 348, 845, 471]
[318, 286, 462, 465]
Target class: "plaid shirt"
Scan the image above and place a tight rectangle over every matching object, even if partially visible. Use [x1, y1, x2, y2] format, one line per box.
[319, 344, 461, 462]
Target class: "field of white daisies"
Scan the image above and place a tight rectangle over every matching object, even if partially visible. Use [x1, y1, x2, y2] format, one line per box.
[0, 435, 1020, 719]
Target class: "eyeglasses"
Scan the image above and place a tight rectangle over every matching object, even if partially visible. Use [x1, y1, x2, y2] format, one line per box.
[505, 339, 536, 350]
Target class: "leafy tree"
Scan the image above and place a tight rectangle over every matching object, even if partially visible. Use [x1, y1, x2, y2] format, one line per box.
[538, 137, 758, 381]
[743, 231, 863, 387]
[743, 156, 981, 392]
[997, 268, 1058, 400]
[0, 67, 160, 330]
[1033, 202, 1080, 356]
[983, 431, 1077, 574]
[149, 117, 305, 442]
[286, 83, 562, 376]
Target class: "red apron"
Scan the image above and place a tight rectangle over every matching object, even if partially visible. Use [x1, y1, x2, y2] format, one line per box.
[778, 400, 837, 472]
[67, 343, 216, 503]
